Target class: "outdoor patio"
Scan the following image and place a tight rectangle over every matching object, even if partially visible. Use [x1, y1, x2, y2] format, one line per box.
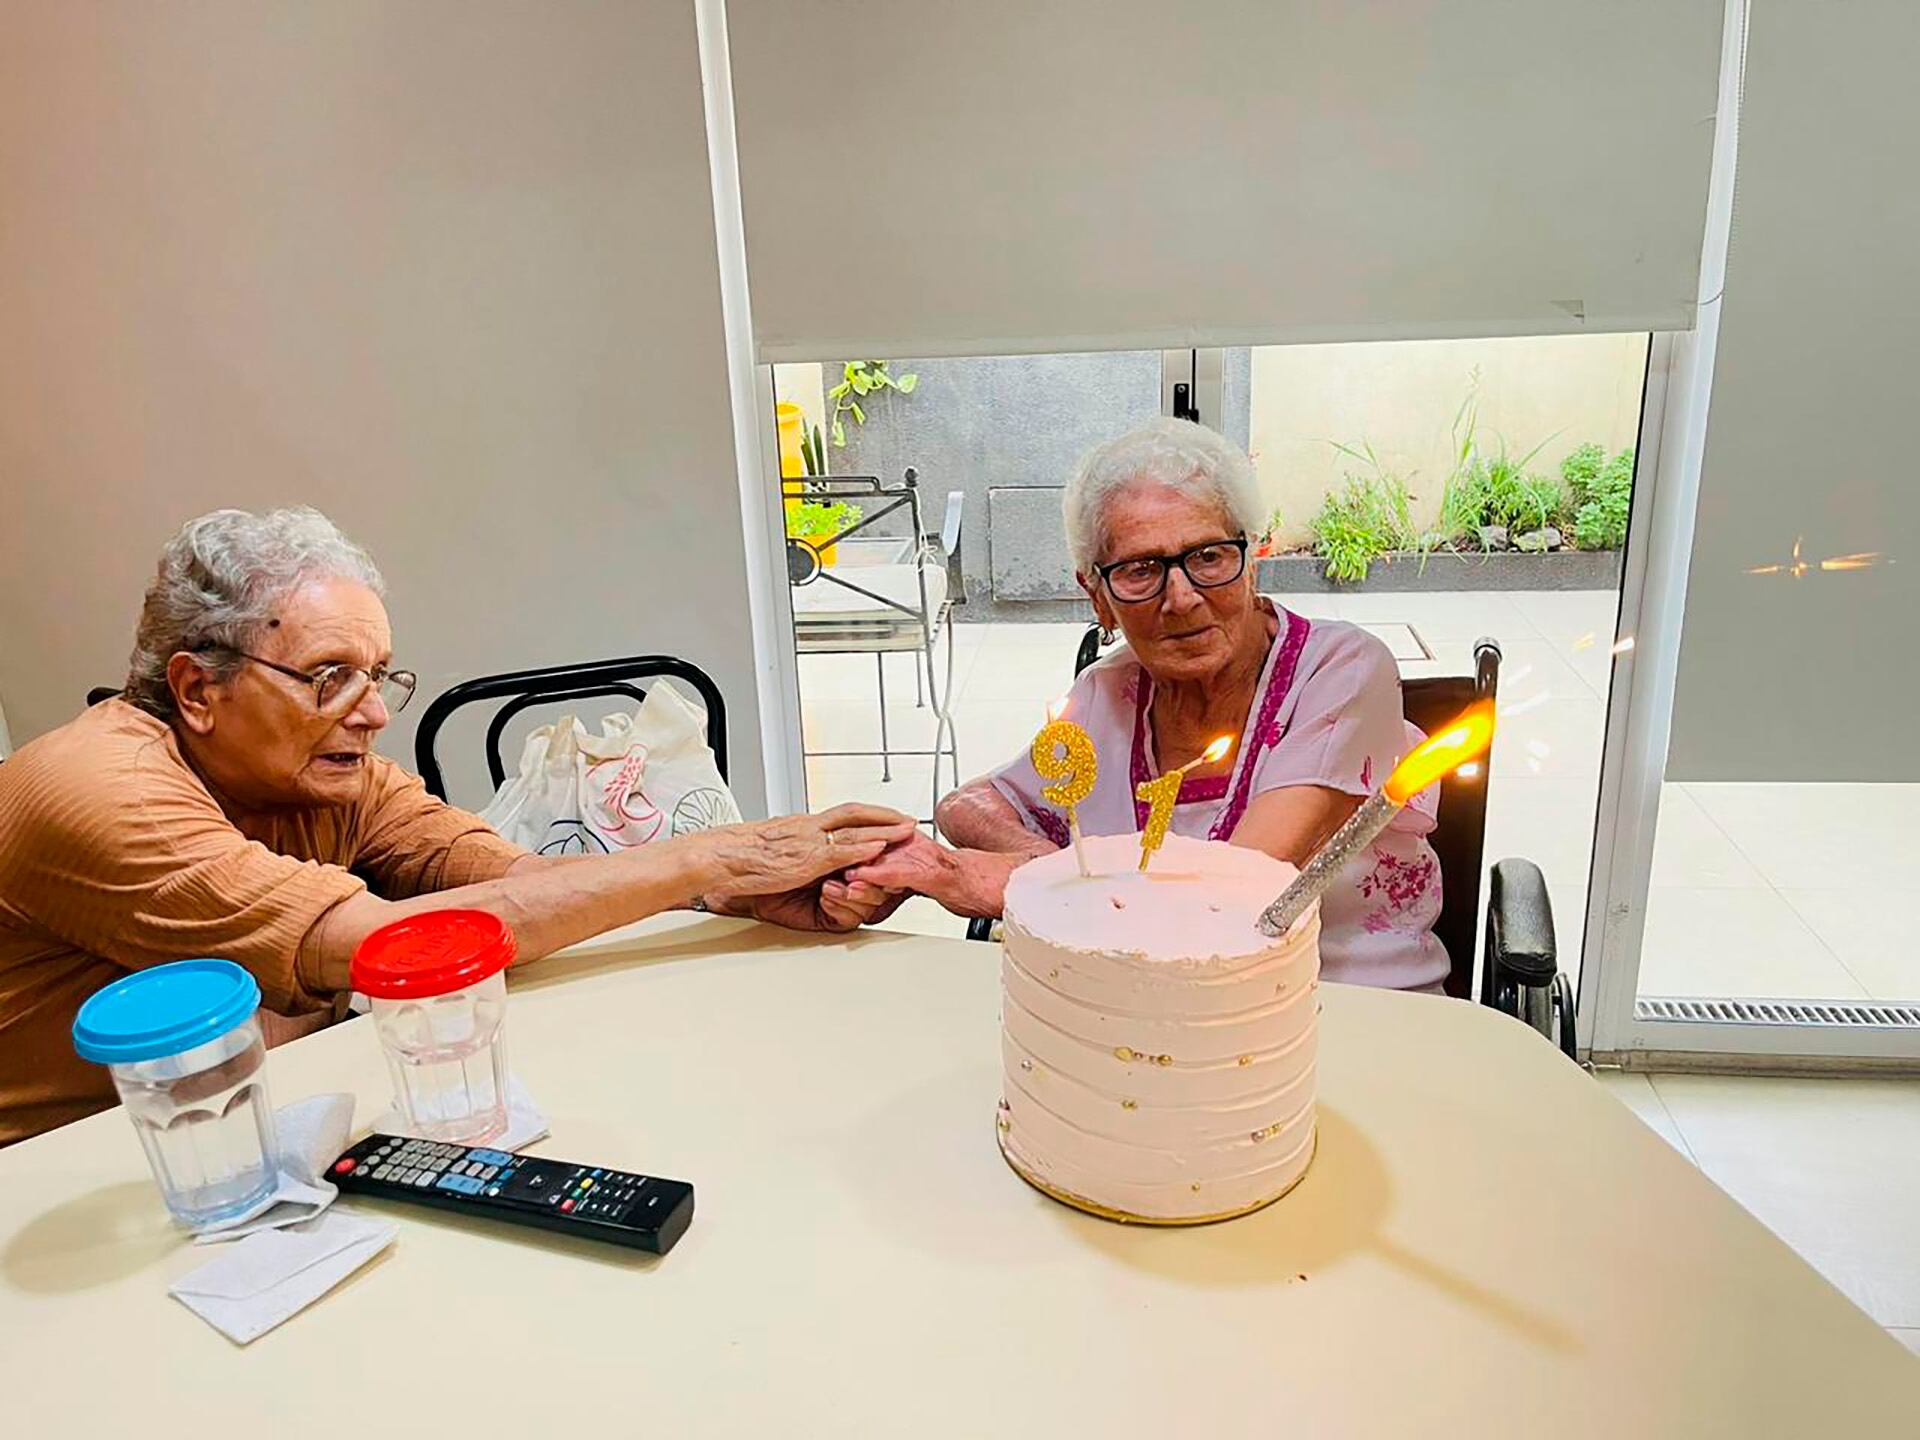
[799, 589, 1917, 1006]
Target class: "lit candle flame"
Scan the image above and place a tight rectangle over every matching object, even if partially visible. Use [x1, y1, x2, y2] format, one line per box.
[1383, 701, 1496, 805]
[1202, 734, 1232, 765]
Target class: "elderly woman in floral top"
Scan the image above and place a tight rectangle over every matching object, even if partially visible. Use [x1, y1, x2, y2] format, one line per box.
[852, 418, 1446, 991]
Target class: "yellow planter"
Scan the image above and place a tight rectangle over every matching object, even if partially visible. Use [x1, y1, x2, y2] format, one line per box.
[775, 402, 806, 479]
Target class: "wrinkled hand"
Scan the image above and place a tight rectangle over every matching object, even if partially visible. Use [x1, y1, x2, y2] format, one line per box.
[703, 803, 916, 901]
[843, 830, 1012, 919]
[714, 876, 907, 934]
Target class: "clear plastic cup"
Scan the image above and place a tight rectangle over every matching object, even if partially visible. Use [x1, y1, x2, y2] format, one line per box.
[72, 960, 279, 1227]
[352, 910, 515, 1145]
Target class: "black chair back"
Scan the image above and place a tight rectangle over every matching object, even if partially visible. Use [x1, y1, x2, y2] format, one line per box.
[1069, 624, 1499, 1000]
[1402, 642, 1499, 1000]
[413, 656, 727, 805]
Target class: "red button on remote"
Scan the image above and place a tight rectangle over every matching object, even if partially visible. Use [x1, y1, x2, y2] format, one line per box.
[561, 1199, 575, 1213]
[334, 1159, 356, 1174]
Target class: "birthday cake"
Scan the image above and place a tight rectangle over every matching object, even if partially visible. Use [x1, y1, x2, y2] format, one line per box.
[997, 832, 1319, 1223]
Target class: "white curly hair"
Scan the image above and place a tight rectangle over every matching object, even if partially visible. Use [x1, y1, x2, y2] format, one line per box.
[1062, 417, 1264, 572]
[125, 507, 385, 720]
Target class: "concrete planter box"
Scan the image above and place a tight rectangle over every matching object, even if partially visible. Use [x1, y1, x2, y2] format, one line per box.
[1254, 548, 1621, 593]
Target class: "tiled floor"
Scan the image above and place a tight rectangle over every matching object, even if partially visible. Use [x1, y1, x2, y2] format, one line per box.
[1597, 1068, 1920, 1355]
[799, 589, 1920, 1004]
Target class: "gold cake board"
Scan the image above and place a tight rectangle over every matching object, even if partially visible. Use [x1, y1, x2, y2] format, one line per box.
[998, 1124, 1317, 1227]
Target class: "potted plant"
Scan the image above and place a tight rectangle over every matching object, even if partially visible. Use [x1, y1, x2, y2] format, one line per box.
[785, 497, 863, 567]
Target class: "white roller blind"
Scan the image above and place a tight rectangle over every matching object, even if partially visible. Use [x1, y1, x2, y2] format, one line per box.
[729, 0, 1724, 361]
[1667, 2, 1920, 781]
[0, 2, 770, 811]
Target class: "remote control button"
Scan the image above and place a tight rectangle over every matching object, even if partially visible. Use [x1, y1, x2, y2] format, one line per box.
[591, 1169, 604, 1179]
[579, 1177, 594, 1191]
[435, 1174, 464, 1192]
[414, 1172, 434, 1188]
[334, 1159, 356, 1175]
[546, 1193, 561, 1206]
[479, 1165, 498, 1180]
[484, 1186, 501, 1197]
[561, 1199, 575, 1213]
[373, 1165, 392, 1180]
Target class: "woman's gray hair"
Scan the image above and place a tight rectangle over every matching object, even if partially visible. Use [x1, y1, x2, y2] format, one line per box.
[125, 507, 385, 720]
[1062, 417, 1265, 571]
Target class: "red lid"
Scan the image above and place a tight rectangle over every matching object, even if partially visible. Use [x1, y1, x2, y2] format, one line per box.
[350, 910, 517, 999]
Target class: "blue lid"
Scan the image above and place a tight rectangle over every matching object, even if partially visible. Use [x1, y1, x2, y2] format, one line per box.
[72, 959, 262, 1064]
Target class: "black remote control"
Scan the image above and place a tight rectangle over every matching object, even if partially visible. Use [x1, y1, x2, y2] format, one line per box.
[327, 1133, 694, 1255]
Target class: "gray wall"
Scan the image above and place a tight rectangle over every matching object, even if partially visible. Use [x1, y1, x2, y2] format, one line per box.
[831, 351, 1250, 622]
[1667, 2, 1920, 781]
[0, 3, 769, 814]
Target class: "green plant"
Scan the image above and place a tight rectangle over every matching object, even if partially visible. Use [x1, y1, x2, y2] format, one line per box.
[1568, 445, 1634, 550]
[785, 498, 863, 542]
[828, 360, 919, 447]
[1561, 442, 1606, 505]
[1311, 474, 1411, 583]
[1442, 434, 1563, 544]
[799, 422, 827, 477]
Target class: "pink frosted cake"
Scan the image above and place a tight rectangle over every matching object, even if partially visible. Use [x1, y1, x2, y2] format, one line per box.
[997, 832, 1319, 1223]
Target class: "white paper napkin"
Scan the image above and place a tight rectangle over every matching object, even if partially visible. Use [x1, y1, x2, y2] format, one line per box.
[170, 1210, 397, 1345]
[371, 1073, 550, 1152]
[192, 1093, 356, 1244]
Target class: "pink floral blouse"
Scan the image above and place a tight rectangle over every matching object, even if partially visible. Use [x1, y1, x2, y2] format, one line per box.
[988, 605, 1448, 991]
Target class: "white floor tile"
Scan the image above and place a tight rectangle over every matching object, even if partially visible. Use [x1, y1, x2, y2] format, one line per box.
[1480, 775, 1600, 963]
[1265, 592, 1345, 622]
[955, 643, 1082, 705]
[1776, 889, 1920, 1003]
[1508, 589, 1622, 649]
[1334, 588, 1537, 643]
[1593, 1071, 1695, 1160]
[1488, 695, 1606, 782]
[1651, 1073, 1920, 1328]
[1352, 621, 1427, 661]
[1682, 783, 1920, 893]
[805, 754, 943, 819]
[958, 620, 1093, 652]
[1649, 785, 1771, 890]
[1637, 887, 1868, 999]
[1405, 637, 1597, 701]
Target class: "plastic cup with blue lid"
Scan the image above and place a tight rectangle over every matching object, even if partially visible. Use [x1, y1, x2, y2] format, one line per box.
[72, 959, 279, 1226]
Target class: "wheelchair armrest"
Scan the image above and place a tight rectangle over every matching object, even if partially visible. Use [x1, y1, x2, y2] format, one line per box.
[966, 917, 995, 943]
[1487, 858, 1558, 986]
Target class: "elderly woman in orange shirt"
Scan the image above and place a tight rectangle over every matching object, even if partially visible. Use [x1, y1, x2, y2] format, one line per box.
[0, 507, 908, 1144]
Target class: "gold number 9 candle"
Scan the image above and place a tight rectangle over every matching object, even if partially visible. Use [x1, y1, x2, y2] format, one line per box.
[1135, 735, 1233, 872]
[1033, 711, 1097, 877]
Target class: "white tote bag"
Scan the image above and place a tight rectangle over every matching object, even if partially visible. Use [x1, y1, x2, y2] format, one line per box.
[479, 682, 741, 856]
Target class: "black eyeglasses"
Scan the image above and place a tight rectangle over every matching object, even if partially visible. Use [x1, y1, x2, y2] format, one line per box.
[214, 649, 418, 717]
[1094, 537, 1249, 604]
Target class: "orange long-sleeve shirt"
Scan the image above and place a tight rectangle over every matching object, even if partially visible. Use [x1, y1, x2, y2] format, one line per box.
[0, 699, 523, 1145]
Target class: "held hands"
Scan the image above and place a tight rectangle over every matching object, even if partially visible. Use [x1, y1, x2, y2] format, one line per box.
[701, 804, 918, 933]
[842, 828, 1013, 919]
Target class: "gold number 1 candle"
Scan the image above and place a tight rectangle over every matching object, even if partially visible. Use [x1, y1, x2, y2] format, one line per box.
[1134, 735, 1233, 872]
[1033, 701, 1098, 877]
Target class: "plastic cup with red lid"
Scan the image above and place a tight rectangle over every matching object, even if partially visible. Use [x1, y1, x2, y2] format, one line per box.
[352, 910, 516, 1145]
